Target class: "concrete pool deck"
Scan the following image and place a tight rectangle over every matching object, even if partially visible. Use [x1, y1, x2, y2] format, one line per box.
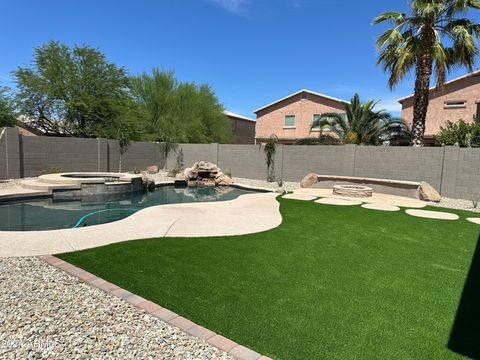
[0, 192, 281, 257]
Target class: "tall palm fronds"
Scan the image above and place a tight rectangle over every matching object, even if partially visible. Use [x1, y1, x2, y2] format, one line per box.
[311, 93, 410, 145]
[373, 0, 480, 146]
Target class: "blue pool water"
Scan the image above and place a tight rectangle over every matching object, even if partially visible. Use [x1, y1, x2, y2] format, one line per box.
[0, 185, 255, 231]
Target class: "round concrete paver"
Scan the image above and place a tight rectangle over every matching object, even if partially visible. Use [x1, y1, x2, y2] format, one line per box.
[282, 194, 317, 201]
[315, 198, 363, 206]
[467, 218, 480, 224]
[361, 203, 400, 212]
[405, 209, 459, 220]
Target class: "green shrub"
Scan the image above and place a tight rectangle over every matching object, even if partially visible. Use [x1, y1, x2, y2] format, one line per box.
[39, 166, 64, 176]
[167, 168, 181, 177]
[436, 119, 480, 147]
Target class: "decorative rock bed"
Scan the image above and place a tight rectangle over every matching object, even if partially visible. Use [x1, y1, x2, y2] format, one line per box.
[333, 185, 373, 198]
[0, 257, 232, 359]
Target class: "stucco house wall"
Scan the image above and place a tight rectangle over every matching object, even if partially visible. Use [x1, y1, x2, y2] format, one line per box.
[254, 90, 347, 144]
[399, 71, 480, 144]
[224, 111, 256, 144]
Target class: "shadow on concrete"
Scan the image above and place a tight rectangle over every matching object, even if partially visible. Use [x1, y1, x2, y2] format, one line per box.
[448, 234, 480, 359]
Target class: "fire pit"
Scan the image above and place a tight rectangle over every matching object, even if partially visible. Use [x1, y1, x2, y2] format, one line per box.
[333, 185, 373, 198]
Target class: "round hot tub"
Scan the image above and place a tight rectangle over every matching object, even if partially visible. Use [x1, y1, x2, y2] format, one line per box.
[333, 184, 373, 198]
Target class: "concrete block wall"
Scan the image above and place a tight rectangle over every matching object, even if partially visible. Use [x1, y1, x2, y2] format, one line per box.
[170, 143, 480, 200]
[0, 128, 22, 180]
[282, 145, 356, 181]
[2, 126, 480, 201]
[108, 140, 163, 173]
[443, 147, 480, 200]
[353, 146, 444, 191]
[22, 136, 100, 177]
[218, 144, 283, 180]
[168, 144, 218, 171]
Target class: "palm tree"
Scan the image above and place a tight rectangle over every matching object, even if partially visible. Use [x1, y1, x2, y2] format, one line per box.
[373, 0, 480, 146]
[312, 93, 410, 145]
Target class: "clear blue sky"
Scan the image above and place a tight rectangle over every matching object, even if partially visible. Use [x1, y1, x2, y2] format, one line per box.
[1, 0, 479, 118]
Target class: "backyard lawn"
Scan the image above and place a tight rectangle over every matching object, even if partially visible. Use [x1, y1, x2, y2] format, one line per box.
[58, 197, 480, 359]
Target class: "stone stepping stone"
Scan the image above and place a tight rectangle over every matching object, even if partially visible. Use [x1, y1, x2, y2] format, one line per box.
[361, 203, 400, 212]
[315, 198, 363, 206]
[282, 194, 317, 201]
[405, 209, 459, 220]
[467, 218, 480, 224]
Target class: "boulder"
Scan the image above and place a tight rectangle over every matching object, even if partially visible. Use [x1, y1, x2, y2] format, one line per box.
[201, 178, 216, 187]
[142, 177, 156, 191]
[146, 179, 155, 192]
[187, 180, 198, 187]
[146, 165, 159, 174]
[216, 175, 233, 186]
[418, 181, 441, 202]
[182, 161, 233, 187]
[183, 167, 194, 179]
[300, 173, 318, 188]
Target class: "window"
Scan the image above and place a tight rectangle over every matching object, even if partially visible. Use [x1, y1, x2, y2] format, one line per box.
[445, 100, 466, 108]
[301, 92, 308, 100]
[284, 115, 296, 128]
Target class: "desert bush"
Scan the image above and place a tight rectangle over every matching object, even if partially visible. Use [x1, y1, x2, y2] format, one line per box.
[436, 119, 480, 147]
[39, 166, 64, 176]
[168, 168, 181, 177]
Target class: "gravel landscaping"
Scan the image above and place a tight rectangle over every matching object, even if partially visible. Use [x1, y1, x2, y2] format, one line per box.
[0, 257, 232, 360]
[0, 178, 35, 189]
[428, 196, 480, 212]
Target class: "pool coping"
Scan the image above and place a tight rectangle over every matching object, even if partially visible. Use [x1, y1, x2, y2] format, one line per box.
[0, 191, 282, 257]
[0, 180, 279, 204]
[38, 254, 272, 360]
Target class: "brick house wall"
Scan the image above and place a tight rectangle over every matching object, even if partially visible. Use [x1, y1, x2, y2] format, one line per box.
[399, 72, 480, 144]
[254, 90, 347, 144]
[229, 118, 256, 144]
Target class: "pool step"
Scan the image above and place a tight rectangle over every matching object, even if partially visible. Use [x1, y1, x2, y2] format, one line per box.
[21, 180, 81, 192]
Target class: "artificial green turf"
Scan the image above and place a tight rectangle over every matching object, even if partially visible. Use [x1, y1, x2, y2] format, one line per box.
[58, 198, 480, 359]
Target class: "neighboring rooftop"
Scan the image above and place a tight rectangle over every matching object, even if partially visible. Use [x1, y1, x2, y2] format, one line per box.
[398, 70, 480, 103]
[223, 110, 255, 123]
[253, 89, 350, 114]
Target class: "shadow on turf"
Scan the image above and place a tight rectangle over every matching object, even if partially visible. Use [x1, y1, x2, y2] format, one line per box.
[448, 233, 480, 359]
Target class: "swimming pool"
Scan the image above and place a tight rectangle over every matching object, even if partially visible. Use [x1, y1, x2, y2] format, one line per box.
[0, 185, 256, 231]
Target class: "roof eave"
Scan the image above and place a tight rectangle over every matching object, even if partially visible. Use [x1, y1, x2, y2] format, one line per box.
[253, 89, 349, 114]
[397, 69, 480, 103]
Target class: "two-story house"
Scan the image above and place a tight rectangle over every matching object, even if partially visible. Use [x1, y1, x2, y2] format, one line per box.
[398, 70, 480, 145]
[253, 89, 348, 144]
[223, 110, 256, 144]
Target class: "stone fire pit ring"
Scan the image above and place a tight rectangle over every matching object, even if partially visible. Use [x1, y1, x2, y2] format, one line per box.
[333, 184, 373, 198]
